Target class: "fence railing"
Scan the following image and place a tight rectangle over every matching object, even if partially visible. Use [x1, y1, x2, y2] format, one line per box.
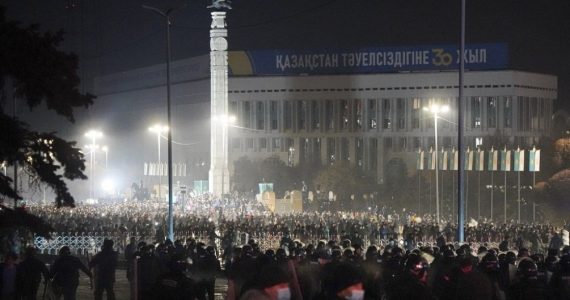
[33, 231, 337, 256]
[35, 231, 503, 257]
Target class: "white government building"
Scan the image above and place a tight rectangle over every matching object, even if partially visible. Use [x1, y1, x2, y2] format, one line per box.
[93, 44, 556, 184]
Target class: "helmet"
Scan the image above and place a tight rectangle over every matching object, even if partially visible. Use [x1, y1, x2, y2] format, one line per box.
[404, 254, 429, 279]
[559, 255, 570, 273]
[276, 248, 288, 261]
[443, 249, 456, 259]
[343, 248, 354, 260]
[206, 245, 216, 256]
[365, 245, 378, 261]
[545, 255, 559, 273]
[331, 248, 343, 261]
[242, 244, 253, 258]
[517, 258, 538, 278]
[59, 246, 71, 256]
[480, 253, 499, 272]
[506, 251, 517, 264]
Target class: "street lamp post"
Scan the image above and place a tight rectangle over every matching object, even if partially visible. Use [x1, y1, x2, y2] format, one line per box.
[149, 124, 169, 202]
[85, 130, 102, 201]
[143, 4, 175, 241]
[424, 104, 449, 225]
[102, 146, 108, 169]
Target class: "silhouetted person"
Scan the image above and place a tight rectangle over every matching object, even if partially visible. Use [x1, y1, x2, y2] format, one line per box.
[50, 246, 92, 300]
[0, 251, 19, 300]
[194, 246, 221, 300]
[16, 247, 49, 300]
[385, 253, 434, 300]
[89, 239, 118, 300]
[509, 258, 549, 300]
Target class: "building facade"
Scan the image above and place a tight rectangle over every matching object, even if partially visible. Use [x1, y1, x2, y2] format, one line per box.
[227, 70, 556, 183]
[92, 46, 557, 185]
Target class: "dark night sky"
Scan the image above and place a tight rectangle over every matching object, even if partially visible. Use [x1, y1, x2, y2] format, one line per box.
[4, 0, 570, 106]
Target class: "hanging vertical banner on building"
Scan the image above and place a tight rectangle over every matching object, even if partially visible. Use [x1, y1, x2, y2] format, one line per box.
[514, 148, 525, 172]
[475, 149, 485, 171]
[500, 148, 512, 171]
[440, 149, 448, 170]
[450, 149, 459, 171]
[465, 148, 474, 171]
[428, 148, 436, 170]
[488, 148, 499, 171]
[144, 163, 148, 176]
[416, 150, 425, 170]
[529, 148, 541, 172]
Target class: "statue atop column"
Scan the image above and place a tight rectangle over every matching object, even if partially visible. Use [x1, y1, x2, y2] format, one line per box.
[208, 0, 232, 10]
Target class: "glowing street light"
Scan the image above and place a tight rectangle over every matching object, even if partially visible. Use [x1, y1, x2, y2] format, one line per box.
[148, 124, 169, 202]
[85, 130, 103, 201]
[423, 104, 449, 225]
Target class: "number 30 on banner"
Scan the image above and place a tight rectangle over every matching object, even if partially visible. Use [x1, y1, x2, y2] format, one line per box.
[431, 48, 453, 66]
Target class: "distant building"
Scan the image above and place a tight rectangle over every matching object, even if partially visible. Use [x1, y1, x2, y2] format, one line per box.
[93, 44, 557, 184]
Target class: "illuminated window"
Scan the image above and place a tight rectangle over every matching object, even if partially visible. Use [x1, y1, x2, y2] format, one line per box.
[475, 137, 483, 147]
[368, 99, 377, 129]
[382, 99, 391, 129]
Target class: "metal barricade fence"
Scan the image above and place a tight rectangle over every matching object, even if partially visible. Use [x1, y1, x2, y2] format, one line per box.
[35, 231, 500, 257]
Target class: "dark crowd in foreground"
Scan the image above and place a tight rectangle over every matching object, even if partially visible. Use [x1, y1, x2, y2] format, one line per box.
[2, 234, 570, 300]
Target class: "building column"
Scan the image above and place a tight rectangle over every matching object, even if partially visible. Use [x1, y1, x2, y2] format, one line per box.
[208, 11, 230, 196]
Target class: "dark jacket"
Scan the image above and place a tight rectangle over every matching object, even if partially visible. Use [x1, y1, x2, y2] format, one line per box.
[16, 257, 49, 293]
[89, 249, 118, 286]
[49, 255, 91, 288]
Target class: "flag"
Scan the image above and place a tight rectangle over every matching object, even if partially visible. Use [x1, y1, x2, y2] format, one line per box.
[416, 150, 425, 170]
[426, 149, 432, 170]
[450, 149, 459, 171]
[144, 163, 148, 176]
[440, 150, 448, 170]
[465, 148, 473, 171]
[182, 163, 187, 177]
[428, 149, 436, 170]
[475, 149, 485, 171]
[488, 148, 498, 171]
[173, 163, 178, 177]
[529, 148, 541, 172]
[500, 149, 511, 171]
[514, 148, 525, 172]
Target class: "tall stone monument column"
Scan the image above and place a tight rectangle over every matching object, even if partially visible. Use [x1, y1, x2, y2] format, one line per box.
[209, 11, 229, 196]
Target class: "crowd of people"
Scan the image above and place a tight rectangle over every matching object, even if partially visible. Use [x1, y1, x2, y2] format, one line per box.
[25, 193, 566, 256]
[0, 193, 568, 299]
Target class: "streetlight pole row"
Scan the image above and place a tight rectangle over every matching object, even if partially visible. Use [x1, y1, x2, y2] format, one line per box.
[85, 130, 103, 201]
[149, 124, 169, 203]
[424, 104, 449, 225]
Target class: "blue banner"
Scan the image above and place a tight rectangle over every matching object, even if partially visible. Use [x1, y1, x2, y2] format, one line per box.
[229, 43, 507, 76]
